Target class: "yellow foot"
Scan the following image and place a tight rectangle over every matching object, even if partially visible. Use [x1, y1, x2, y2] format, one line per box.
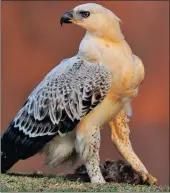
[142, 173, 157, 185]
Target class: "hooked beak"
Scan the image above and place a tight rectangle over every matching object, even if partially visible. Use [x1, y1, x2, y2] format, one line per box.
[60, 10, 73, 26]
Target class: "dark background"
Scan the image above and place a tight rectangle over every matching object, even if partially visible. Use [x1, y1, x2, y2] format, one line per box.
[1, 1, 169, 185]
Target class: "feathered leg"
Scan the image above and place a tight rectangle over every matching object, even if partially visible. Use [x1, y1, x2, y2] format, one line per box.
[75, 96, 123, 183]
[108, 109, 157, 185]
[75, 126, 105, 183]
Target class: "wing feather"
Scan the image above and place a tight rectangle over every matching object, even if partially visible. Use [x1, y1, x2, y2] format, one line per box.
[1, 57, 111, 160]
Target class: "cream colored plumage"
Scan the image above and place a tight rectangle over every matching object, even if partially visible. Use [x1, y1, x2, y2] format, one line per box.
[44, 3, 156, 183]
[1, 3, 156, 184]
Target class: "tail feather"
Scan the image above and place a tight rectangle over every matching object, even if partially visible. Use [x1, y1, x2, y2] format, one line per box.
[1, 152, 19, 173]
[1, 127, 20, 173]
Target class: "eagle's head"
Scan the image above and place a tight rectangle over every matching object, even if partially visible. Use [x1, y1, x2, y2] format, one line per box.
[60, 3, 123, 40]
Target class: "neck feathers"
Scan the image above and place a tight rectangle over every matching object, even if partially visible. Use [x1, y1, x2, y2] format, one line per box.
[89, 19, 124, 42]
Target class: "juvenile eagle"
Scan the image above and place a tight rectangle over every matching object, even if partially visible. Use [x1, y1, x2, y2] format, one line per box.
[1, 3, 156, 184]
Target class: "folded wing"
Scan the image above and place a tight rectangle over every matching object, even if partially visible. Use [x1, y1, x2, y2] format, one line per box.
[1, 57, 111, 172]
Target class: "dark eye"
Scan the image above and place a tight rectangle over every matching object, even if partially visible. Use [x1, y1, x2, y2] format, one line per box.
[80, 11, 90, 18]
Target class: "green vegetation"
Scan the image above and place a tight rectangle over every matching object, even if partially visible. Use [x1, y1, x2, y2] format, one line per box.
[0, 172, 169, 192]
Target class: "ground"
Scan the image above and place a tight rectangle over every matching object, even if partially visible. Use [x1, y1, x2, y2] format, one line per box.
[0, 172, 169, 192]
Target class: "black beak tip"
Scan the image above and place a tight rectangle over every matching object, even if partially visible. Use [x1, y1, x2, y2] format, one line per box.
[60, 19, 63, 26]
[60, 10, 73, 26]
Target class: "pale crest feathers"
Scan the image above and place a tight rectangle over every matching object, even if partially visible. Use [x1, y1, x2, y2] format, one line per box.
[74, 3, 121, 22]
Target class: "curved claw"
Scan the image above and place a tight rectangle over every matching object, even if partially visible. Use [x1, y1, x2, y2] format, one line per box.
[142, 173, 157, 185]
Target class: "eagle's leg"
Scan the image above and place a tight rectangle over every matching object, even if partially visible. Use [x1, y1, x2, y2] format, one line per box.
[108, 109, 157, 185]
[75, 126, 105, 183]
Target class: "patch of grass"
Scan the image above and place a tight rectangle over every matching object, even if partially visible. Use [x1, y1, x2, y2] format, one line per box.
[0, 172, 169, 192]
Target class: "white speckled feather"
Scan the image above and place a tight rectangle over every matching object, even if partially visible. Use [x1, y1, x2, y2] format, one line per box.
[13, 57, 111, 138]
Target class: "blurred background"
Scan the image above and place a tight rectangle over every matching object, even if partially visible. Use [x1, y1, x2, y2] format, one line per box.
[1, 1, 169, 185]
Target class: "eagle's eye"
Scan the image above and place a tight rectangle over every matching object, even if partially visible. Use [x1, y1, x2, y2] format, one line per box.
[80, 11, 90, 18]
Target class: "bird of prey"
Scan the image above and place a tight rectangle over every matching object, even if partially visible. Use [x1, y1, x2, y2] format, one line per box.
[1, 3, 157, 184]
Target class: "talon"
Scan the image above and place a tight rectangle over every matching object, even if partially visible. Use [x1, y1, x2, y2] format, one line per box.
[142, 173, 157, 185]
[146, 174, 157, 185]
